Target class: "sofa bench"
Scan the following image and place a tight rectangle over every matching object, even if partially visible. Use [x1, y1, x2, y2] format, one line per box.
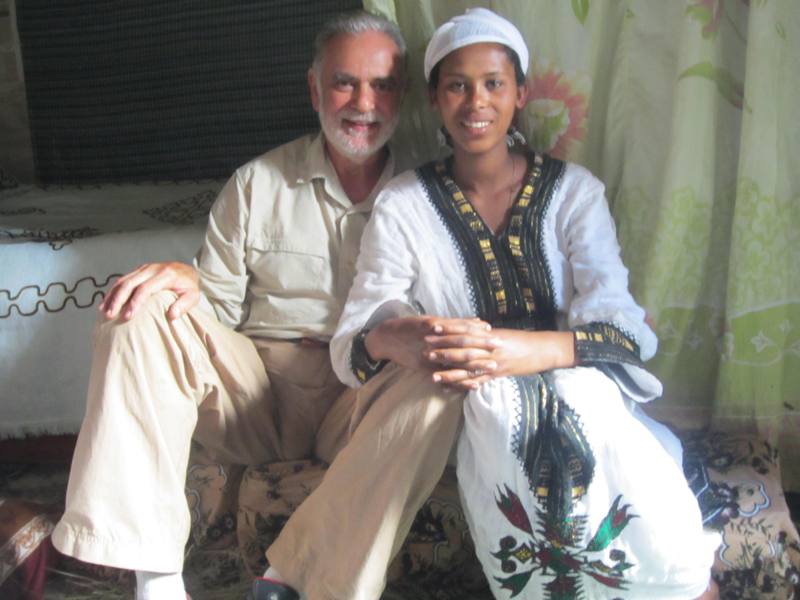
[2, 184, 798, 599]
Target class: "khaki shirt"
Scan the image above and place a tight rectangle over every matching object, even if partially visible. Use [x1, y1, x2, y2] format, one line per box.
[195, 133, 395, 344]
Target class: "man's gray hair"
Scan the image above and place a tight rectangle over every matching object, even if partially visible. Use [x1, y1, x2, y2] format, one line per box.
[311, 10, 407, 73]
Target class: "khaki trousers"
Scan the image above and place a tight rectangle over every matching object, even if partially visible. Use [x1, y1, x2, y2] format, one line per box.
[272, 362, 464, 600]
[51, 291, 464, 600]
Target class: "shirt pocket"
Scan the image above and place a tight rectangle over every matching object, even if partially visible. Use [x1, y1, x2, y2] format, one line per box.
[246, 238, 332, 297]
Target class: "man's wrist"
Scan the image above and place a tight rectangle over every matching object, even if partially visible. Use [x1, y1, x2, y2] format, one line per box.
[351, 328, 388, 384]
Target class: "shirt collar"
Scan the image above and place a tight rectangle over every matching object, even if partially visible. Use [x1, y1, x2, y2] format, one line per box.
[297, 132, 396, 211]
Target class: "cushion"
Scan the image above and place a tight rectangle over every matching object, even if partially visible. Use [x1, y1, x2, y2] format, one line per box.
[187, 431, 800, 599]
[682, 431, 800, 598]
[235, 460, 491, 599]
[0, 498, 58, 598]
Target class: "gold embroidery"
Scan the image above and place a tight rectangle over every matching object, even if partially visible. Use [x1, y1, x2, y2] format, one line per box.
[534, 486, 586, 499]
[435, 155, 548, 321]
[522, 288, 535, 312]
[574, 324, 638, 357]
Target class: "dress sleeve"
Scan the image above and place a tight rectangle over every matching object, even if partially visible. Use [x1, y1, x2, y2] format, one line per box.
[330, 187, 420, 388]
[193, 172, 250, 329]
[561, 166, 662, 402]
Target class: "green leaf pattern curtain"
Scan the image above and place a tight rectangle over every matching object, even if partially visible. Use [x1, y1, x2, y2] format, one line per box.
[365, 0, 800, 489]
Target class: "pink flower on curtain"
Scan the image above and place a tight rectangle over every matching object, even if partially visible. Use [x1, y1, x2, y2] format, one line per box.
[687, 0, 750, 40]
[523, 64, 589, 161]
[687, 0, 723, 38]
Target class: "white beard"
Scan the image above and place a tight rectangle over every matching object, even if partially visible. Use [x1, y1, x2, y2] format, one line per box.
[318, 99, 398, 162]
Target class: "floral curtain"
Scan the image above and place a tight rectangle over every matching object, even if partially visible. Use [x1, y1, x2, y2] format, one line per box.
[366, 0, 800, 490]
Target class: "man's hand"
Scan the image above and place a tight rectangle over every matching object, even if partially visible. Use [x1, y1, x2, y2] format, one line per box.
[427, 329, 577, 390]
[364, 316, 499, 372]
[99, 261, 200, 321]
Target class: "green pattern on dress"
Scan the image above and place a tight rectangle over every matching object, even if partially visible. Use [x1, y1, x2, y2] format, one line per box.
[492, 485, 637, 599]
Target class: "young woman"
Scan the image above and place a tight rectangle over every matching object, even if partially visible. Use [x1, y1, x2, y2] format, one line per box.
[331, 8, 720, 599]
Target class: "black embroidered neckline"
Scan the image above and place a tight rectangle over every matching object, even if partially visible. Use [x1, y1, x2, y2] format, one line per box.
[418, 152, 565, 330]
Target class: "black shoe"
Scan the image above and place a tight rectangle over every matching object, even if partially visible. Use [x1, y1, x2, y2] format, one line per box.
[250, 577, 300, 600]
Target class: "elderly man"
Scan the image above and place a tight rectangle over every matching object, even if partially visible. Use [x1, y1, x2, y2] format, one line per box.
[51, 10, 466, 600]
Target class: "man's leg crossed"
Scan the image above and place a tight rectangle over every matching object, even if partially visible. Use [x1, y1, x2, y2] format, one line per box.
[266, 363, 465, 600]
[52, 291, 279, 573]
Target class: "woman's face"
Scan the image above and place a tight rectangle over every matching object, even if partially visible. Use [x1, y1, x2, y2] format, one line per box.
[431, 42, 527, 156]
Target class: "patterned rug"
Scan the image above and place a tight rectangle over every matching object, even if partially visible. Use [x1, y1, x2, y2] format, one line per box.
[0, 463, 491, 599]
[3, 436, 800, 599]
[0, 462, 235, 599]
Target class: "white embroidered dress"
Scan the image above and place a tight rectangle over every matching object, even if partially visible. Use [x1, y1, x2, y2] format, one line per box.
[331, 155, 719, 599]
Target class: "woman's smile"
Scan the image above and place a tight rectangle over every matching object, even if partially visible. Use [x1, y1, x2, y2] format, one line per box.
[432, 42, 527, 155]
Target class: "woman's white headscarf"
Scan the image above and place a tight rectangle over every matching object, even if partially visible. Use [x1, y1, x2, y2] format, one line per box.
[423, 7, 530, 82]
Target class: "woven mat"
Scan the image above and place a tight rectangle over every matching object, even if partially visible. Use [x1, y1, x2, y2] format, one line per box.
[16, 0, 361, 184]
